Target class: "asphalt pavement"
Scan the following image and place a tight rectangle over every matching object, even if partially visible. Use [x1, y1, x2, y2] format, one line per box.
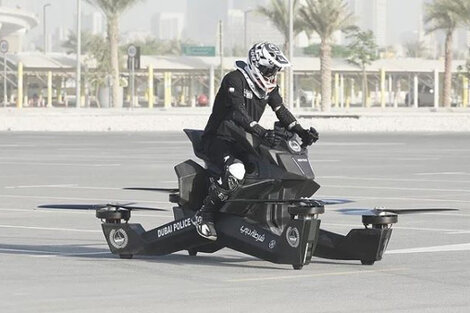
[0, 132, 469, 313]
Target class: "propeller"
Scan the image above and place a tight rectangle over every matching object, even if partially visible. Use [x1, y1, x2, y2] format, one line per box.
[228, 198, 353, 206]
[337, 207, 458, 216]
[123, 187, 179, 193]
[38, 203, 168, 212]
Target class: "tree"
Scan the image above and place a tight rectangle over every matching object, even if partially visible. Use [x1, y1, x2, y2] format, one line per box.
[120, 38, 186, 56]
[62, 31, 99, 55]
[403, 40, 428, 58]
[299, 0, 355, 111]
[256, 0, 303, 54]
[347, 29, 378, 107]
[63, 31, 112, 107]
[87, 0, 142, 108]
[303, 43, 351, 58]
[424, 0, 466, 107]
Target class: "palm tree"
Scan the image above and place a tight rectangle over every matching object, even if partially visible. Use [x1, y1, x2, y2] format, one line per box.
[347, 29, 378, 107]
[87, 0, 142, 108]
[256, 0, 303, 54]
[299, 0, 355, 111]
[424, 0, 465, 107]
[452, 0, 470, 24]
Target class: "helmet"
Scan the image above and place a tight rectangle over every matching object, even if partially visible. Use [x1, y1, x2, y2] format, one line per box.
[247, 42, 291, 93]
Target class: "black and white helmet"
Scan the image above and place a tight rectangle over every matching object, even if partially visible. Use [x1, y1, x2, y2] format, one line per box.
[247, 42, 291, 93]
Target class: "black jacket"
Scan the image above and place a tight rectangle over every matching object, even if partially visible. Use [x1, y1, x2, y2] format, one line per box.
[203, 69, 297, 142]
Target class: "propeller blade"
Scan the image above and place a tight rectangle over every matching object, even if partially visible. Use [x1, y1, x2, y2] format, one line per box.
[336, 208, 379, 216]
[337, 207, 459, 216]
[38, 204, 108, 210]
[38, 203, 167, 212]
[106, 204, 167, 212]
[124, 187, 179, 193]
[228, 198, 352, 205]
[376, 208, 458, 215]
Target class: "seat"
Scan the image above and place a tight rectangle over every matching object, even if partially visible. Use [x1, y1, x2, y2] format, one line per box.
[183, 129, 222, 177]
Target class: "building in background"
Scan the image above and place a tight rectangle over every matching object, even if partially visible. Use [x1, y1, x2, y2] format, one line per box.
[151, 12, 184, 41]
[350, 0, 387, 47]
[51, 26, 68, 52]
[83, 12, 105, 36]
[184, 0, 266, 54]
[0, 5, 38, 52]
[121, 30, 154, 44]
[226, 9, 244, 54]
[245, 12, 284, 49]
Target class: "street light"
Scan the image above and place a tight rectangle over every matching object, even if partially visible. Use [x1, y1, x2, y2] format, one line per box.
[43, 3, 51, 54]
[288, 0, 294, 109]
[76, 0, 81, 108]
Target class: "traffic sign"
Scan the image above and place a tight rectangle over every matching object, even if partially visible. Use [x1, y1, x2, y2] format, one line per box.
[127, 44, 137, 58]
[0, 40, 8, 54]
[127, 46, 141, 70]
[182, 45, 215, 57]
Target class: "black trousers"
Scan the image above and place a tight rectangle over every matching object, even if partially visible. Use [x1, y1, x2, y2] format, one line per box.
[202, 136, 246, 177]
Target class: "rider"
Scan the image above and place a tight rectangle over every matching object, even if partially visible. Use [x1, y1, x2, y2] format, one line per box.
[193, 42, 319, 240]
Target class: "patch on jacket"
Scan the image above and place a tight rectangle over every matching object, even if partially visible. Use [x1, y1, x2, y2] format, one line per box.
[244, 89, 253, 99]
[228, 87, 235, 93]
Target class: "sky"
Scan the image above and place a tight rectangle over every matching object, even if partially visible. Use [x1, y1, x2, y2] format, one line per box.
[1, 0, 448, 48]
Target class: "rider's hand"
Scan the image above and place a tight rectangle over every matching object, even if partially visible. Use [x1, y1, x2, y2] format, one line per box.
[293, 125, 319, 147]
[262, 130, 282, 147]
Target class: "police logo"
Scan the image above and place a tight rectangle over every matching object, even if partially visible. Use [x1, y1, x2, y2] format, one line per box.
[288, 140, 302, 153]
[109, 228, 128, 249]
[286, 227, 300, 248]
[244, 89, 253, 99]
[269, 240, 276, 249]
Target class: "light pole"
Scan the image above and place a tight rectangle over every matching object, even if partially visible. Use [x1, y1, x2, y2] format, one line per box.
[288, 0, 294, 109]
[43, 3, 51, 54]
[76, 0, 81, 108]
[244, 9, 254, 52]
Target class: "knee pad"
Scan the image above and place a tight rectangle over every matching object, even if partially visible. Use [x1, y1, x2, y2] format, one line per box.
[222, 157, 245, 190]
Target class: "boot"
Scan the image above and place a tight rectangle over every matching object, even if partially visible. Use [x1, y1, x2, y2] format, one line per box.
[192, 183, 225, 241]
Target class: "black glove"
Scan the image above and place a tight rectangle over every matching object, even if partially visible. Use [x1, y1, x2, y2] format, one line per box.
[251, 124, 281, 147]
[262, 130, 282, 147]
[293, 125, 319, 147]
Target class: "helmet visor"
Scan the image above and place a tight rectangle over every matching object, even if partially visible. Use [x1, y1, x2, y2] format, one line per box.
[258, 64, 281, 78]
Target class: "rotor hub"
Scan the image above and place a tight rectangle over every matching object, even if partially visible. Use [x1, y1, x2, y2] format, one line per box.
[362, 214, 398, 227]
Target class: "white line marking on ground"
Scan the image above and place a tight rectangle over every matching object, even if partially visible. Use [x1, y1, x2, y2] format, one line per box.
[386, 243, 470, 254]
[322, 184, 470, 193]
[0, 224, 100, 233]
[322, 222, 470, 234]
[318, 175, 470, 184]
[415, 172, 470, 176]
[0, 194, 169, 204]
[5, 184, 77, 189]
[426, 212, 470, 217]
[0, 248, 110, 257]
[317, 142, 405, 146]
[320, 194, 470, 204]
[0, 208, 173, 218]
[226, 268, 406, 282]
[3, 183, 178, 191]
[0, 161, 120, 167]
[387, 157, 440, 161]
